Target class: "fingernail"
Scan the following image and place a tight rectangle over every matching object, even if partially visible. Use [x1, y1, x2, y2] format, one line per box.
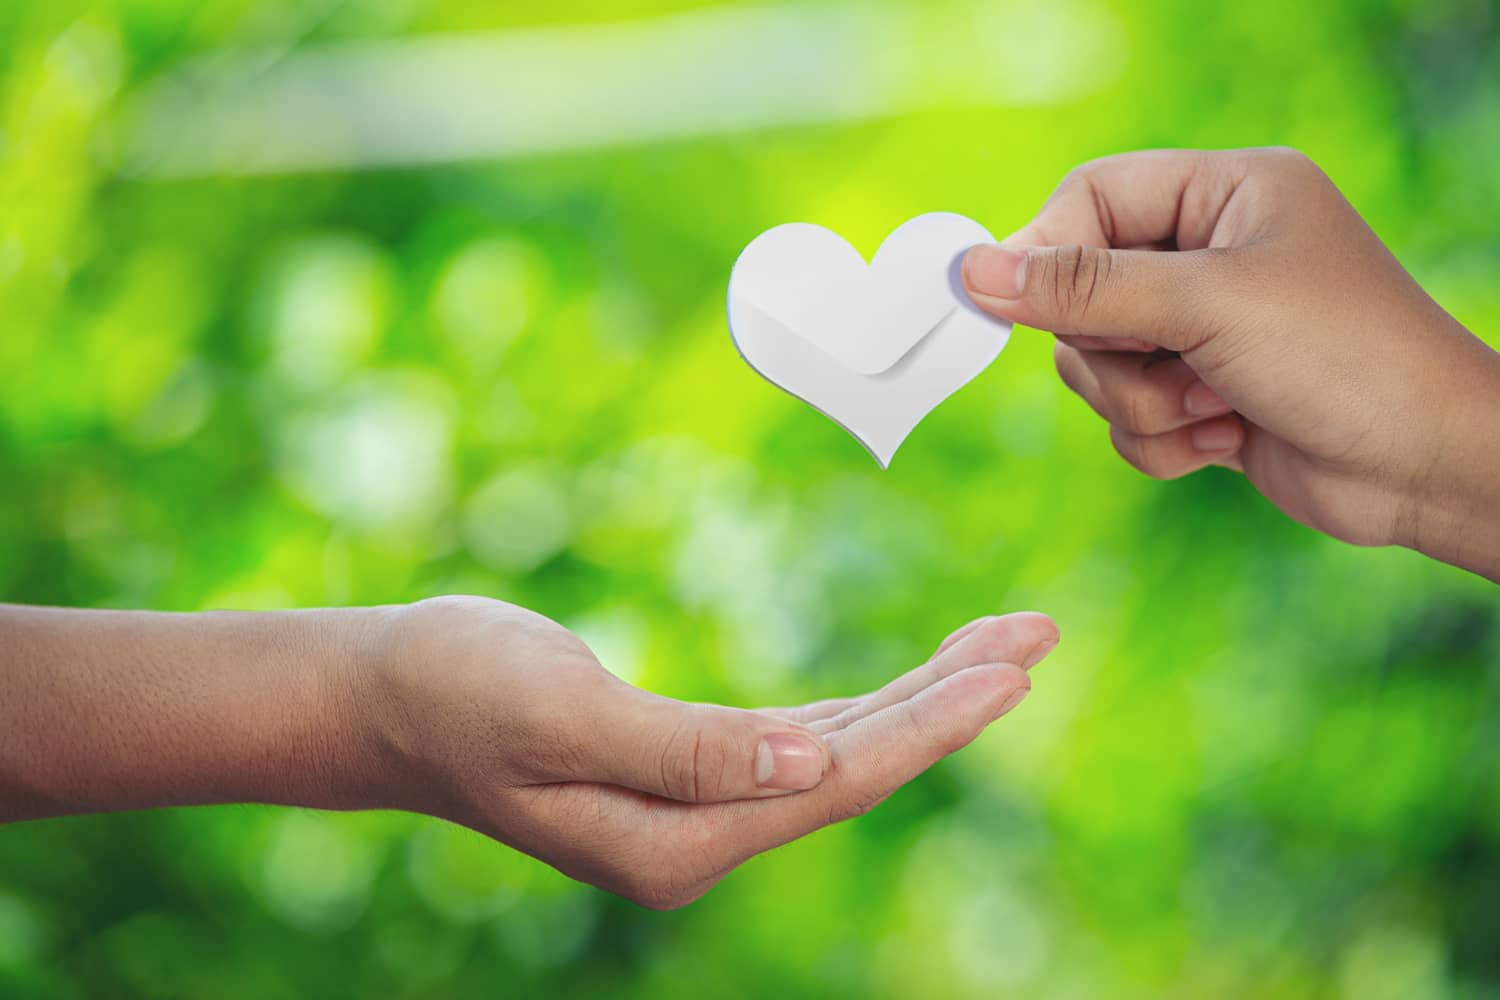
[996, 683, 1031, 718]
[963, 245, 1028, 300]
[1183, 380, 1232, 417]
[1191, 419, 1241, 452]
[756, 733, 825, 790]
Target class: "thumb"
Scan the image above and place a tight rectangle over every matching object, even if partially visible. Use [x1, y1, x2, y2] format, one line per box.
[577, 693, 830, 802]
[961, 242, 1226, 353]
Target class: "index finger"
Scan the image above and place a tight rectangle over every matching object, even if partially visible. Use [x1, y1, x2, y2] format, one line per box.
[1008, 148, 1245, 252]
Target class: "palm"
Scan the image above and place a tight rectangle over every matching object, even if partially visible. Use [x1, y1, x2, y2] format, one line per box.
[461, 613, 1057, 909]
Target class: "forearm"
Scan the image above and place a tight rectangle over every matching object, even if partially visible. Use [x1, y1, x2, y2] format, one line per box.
[0, 604, 380, 822]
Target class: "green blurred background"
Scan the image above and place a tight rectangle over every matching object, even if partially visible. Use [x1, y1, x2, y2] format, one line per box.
[3, 0, 1499, 996]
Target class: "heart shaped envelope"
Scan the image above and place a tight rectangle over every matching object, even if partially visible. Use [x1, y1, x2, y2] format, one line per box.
[728, 212, 1011, 467]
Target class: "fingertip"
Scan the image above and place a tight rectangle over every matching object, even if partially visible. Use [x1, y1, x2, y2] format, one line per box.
[973, 662, 1032, 719]
[1183, 379, 1233, 418]
[1007, 610, 1060, 642]
[1022, 637, 1059, 671]
[1189, 414, 1245, 453]
[996, 680, 1031, 718]
[942, 613, 1060, 673]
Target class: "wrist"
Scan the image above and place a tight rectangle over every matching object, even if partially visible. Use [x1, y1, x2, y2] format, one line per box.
[1396, 336, 1500, 581]
[337, 595, 563, 827]
[229, 605, 404, 814]
[319, 603, 430, 814]
[334, 600, 477, 821]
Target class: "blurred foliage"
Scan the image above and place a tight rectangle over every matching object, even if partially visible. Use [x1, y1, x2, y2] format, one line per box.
[2, 0, 1500, 997]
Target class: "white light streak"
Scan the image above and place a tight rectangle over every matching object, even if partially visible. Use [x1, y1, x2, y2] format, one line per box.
[123, 1, 1122, 176]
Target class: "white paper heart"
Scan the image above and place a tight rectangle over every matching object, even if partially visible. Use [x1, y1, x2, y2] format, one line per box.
[727, 212, 1011, 467]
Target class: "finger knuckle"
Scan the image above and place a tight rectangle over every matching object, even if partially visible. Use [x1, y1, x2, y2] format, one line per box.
[1050, 165, 1088, 202]
[661, 708, 742, 802]
[1110, 426, 1163, 479]
[658, 714, 706, 802]
[1128, 427, 1199, 481]
[1041, 245, 1109, 327]
[1248, 146, 1331, 193]
[1109, 380, 1154, 435]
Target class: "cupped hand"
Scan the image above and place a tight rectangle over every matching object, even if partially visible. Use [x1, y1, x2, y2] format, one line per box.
[960, 147, 1500, 577]
[353, 596, 1057, 909]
